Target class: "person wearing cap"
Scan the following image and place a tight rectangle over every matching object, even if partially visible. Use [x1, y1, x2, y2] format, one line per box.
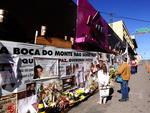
[116, 57, 131, 102]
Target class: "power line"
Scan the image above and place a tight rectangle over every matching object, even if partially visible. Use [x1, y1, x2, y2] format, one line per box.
[77, 4, 150, 23]
[100, 11, 150, 23]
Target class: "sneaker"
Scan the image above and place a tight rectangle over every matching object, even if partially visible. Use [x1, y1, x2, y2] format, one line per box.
[118, 98, 127, 102]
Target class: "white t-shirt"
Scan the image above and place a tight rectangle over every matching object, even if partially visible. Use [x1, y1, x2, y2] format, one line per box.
[97, 70, 109, 86]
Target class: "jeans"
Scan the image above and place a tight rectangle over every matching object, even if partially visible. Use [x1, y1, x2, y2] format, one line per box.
[121, 80, 129, 99]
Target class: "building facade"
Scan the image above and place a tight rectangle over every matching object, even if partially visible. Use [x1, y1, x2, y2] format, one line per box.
[0, 0, 76, 43]
[109, 20, 137, 55]
[74, 0, 124, 54]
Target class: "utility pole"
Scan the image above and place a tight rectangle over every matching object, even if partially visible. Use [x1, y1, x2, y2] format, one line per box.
[109, 13, 113, 29]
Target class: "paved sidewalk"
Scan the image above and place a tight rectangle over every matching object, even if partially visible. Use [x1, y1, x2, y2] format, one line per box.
[68, 61, 150, 113]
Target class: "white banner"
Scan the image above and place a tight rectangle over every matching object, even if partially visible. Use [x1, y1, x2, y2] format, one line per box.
[0, 41, 42, 96]
[0, 41, 97, 59]
[0, 40, 108, 96]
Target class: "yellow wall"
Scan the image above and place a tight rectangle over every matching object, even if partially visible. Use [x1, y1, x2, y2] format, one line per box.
[109, 20, 135, 49]
[109, 20, 124, 41]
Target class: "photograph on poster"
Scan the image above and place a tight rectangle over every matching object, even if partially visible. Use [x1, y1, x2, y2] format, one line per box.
[33, 57, 58, 79]
[26, 82, 36, 97]
[66, 64, 72, 75]
[62, 76, 76, 91]
[0, 45, 16, 95]
[36, 80, 61, 108]
[0, 44, 36, 96]
[66, 63, 77, 75]
[0, 45, 16, 89]
[59, 60, 75, 77]
[74, 63, 85, 87]
[60, 59, 92, 88]
[0, 61, 22, 96]
[33, 65, 44, 79]
[59, 59, 85, 78]
[0, 56, 32, 96]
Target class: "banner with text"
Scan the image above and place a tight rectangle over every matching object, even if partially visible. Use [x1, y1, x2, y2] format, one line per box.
[0, 40, 107, 96]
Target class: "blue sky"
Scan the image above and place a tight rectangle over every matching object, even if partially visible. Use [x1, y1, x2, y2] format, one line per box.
[74, 0, 150, 59]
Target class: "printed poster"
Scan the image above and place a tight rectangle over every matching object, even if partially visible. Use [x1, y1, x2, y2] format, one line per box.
[0, 94, 17, 113]
[34, 57, 58, 79]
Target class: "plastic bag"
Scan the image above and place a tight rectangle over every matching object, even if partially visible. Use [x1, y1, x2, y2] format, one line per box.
[116, 75, 123, 83]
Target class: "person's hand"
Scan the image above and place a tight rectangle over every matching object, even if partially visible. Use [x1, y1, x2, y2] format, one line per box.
[115, 71, 118, 76]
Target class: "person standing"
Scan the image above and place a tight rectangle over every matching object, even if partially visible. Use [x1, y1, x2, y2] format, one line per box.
[97, 63, 110, 104]
[116, 57, 131, 102]
[75, 64, 80, 87]
[131, 58, 137, 74]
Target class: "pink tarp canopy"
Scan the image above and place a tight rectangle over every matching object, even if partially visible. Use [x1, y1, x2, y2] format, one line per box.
[75, 0, 110, 52]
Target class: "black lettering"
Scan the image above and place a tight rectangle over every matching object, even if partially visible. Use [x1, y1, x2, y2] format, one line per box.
[29, 49, 34, 55]
[28, 68, 34, 71]
[42, 50, 47, 55]
[55, 51, 61, 56]
[34, 49, 40, 55]
[13, 48, 20, 54]
[21, 48, 28, 55]
[29, 59, 33, 64]
[42, 50, 53, 55]
[14, 48, 41, 55]
[22, 59, 28, 64]
[22, 58, 33, 64]
[0, 47, 9, 54]
[48, 50, 53, 55]
[74, 52, 81, 56]
[55, 51, 72, 56]
[83, 52, 96, 57]
[25, 69, 28, 72]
